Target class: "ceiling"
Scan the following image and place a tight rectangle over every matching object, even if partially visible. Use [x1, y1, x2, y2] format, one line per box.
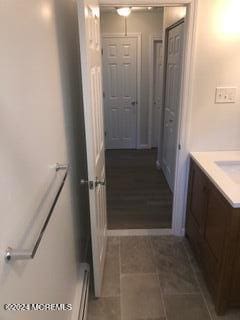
[100, 6, 163, 13]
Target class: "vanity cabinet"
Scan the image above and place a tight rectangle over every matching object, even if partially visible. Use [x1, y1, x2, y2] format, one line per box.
[186, 159, 240, 315]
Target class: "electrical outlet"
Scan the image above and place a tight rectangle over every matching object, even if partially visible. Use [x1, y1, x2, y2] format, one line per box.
[215, 87, 237, 104]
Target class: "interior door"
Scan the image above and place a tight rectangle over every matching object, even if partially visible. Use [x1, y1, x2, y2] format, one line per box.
[162, 21, 184, 192]
[102, 36, 138, 149]
[77, 0, 107, 297]
[152, 40, 163, 148]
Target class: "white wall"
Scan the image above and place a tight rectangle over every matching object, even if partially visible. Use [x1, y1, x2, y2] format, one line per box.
[0, 1, 89, 319]
[100, 9, 164, 147]
[189, 0, 240, 151]
[163, 6, 186, 28]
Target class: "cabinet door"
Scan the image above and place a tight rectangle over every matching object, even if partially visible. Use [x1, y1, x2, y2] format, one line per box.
[188, 161, 208, 234]
[205, 186, 229, 263]
[230, 238, 240, 303]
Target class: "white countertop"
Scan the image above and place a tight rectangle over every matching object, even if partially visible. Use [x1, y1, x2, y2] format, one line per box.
[190, 151, 240, 208]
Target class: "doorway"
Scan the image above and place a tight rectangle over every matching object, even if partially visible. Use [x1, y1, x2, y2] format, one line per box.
[78, 0, 196, 296]
[100, 6, 186, 231]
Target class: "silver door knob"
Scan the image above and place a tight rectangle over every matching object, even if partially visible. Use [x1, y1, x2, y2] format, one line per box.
[80, 179, 89, 185]
[95, 178, 105, 187]
[80, 179, 94, 190]
[169, 119, 173, 123]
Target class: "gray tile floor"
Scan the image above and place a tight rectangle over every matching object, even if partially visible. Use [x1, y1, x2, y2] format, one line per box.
[87, 236, 240, 320]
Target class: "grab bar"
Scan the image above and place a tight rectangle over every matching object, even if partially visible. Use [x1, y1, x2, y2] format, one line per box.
[5, 163, 69, 262]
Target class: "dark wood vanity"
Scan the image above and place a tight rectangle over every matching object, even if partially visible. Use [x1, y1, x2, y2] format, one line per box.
[186, 158, 240, 315]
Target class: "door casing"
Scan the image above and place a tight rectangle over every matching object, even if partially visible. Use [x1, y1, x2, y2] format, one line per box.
[99, 0, 198, 236]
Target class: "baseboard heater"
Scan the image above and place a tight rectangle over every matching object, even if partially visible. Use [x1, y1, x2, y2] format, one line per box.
[78, 263, 90, 320]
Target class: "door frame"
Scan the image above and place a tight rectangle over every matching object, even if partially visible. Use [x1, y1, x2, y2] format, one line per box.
[101, 33, 142, 149]
[148, 35, 163, 148]
[100, 0, 198, 236]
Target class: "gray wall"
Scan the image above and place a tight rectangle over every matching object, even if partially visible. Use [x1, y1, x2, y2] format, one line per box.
[100, 9, 164, 147]
[54, 0, 91, 261]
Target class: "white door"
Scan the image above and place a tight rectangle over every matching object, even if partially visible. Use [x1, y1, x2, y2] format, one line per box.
[102, 36, 138, 149]
[152, 40, 164, 148]
[77, 1, 107, 297]
[162, 21, 184, 192]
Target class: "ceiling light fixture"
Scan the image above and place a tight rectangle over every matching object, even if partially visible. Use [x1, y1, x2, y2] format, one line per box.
[148, 7, 153, 10]
[117, 7, 132, 17]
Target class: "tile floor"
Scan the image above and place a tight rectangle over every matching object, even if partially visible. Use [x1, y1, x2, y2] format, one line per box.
[87, 236, 240, 320]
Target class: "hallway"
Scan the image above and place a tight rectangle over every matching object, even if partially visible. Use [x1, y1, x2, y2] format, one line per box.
[87, 236, 240, 320]
[106, 149, 173, 229]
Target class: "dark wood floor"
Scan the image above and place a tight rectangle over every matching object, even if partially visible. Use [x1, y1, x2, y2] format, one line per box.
[106, 149, 173, 229]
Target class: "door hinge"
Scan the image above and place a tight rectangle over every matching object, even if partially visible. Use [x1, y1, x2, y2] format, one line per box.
[103, 91, 105, 98]
[178, 144, 182, 150]
[104, 130, 107, 137]
[101, 48, 103, 55]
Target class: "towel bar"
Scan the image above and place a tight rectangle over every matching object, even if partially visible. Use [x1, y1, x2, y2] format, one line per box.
[5, 163, 69, 262]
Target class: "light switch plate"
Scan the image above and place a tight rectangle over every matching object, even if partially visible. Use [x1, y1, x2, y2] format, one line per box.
[215, 87, 237, 104]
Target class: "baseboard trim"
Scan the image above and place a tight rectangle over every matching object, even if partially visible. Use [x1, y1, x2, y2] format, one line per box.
[137, 144, 150, 149]
[181, 228, 186, 237]
[107, 228, 173, 236]
[71, 263, 90, 320]
[156, 160, 161, 170]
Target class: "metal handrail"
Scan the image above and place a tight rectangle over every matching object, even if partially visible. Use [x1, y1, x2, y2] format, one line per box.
[5, 163, 69, 262]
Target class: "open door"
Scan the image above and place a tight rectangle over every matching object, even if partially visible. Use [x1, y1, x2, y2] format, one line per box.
[77, 0, 107, 297]
[162, 20, 184, 192]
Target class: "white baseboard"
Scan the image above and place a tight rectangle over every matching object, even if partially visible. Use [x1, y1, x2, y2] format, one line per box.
[156, 160, 161, 170]
[137, 144, 150, 149]
[71, 263, 90, 320]
[107, 228, 172, 236]
[180, 228, 186, 237]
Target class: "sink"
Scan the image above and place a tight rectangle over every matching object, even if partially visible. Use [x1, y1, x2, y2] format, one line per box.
[215, 161, 240, 184]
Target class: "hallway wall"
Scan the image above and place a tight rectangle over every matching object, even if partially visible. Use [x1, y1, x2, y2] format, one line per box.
[0, 1, 89, 319]
[100, 9, 164, 147]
